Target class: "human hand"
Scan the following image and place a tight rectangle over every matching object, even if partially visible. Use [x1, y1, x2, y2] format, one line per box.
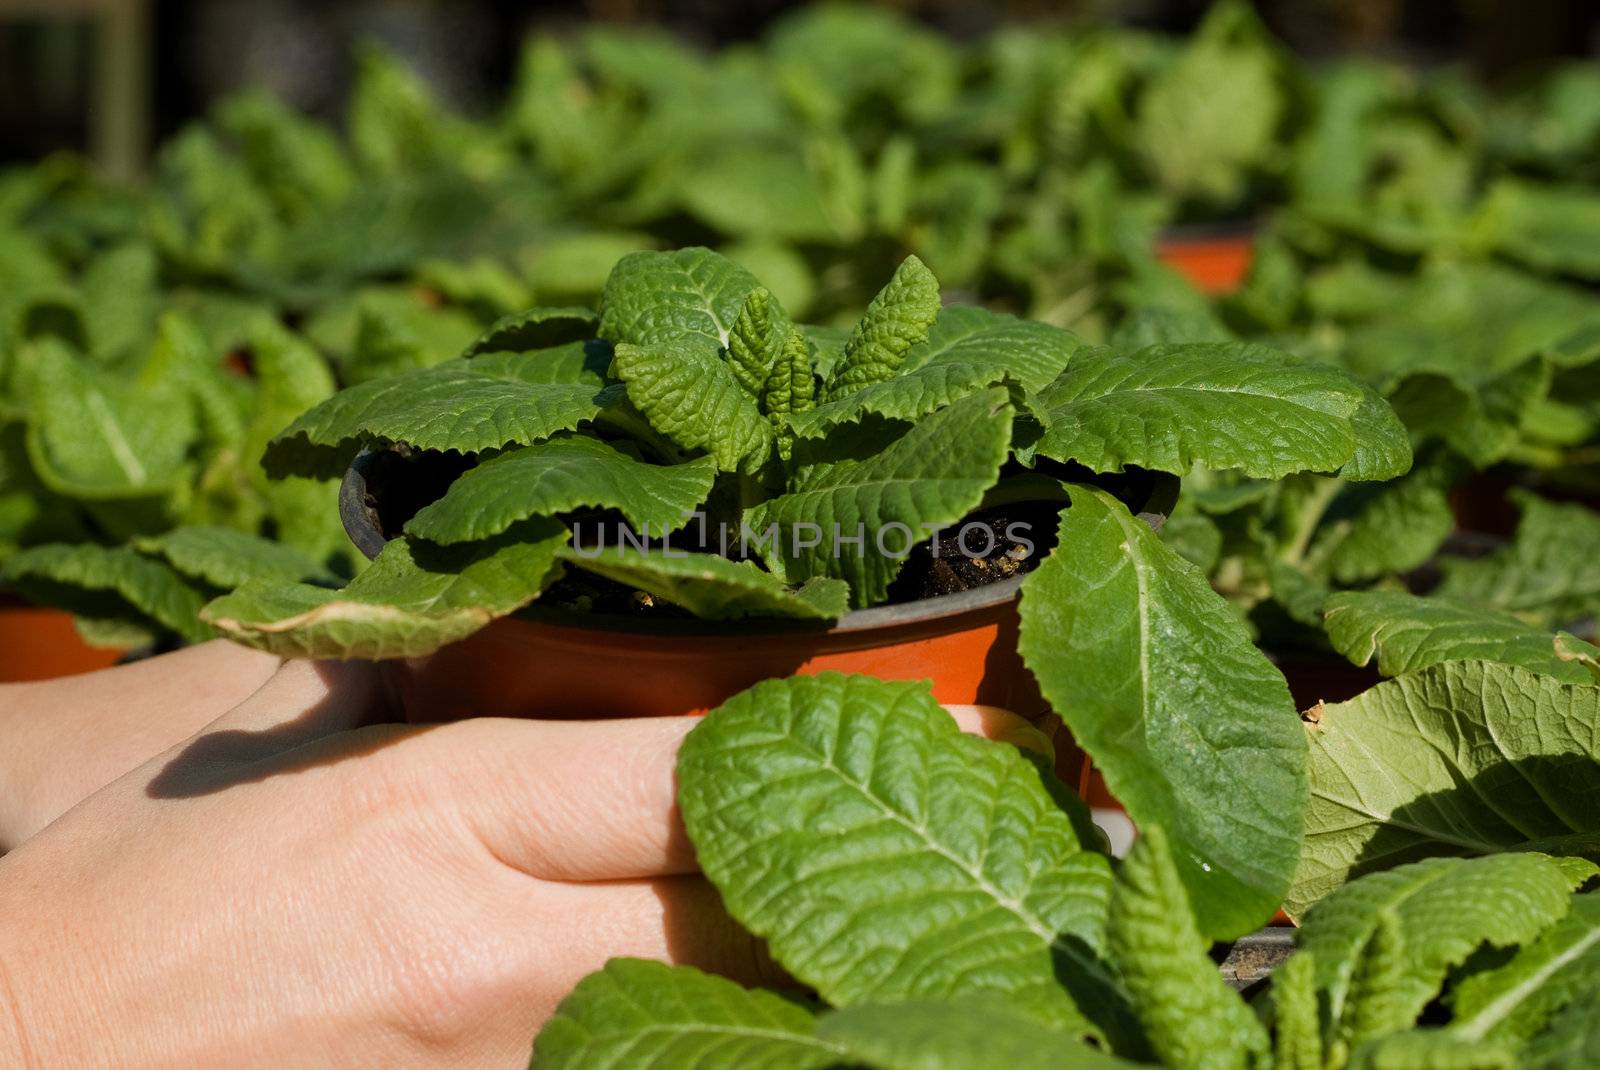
[0, 640, 281, 850]
[0, 659, 1052, 1069]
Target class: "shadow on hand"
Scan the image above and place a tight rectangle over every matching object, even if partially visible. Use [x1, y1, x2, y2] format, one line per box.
[147, 661, 431, 799]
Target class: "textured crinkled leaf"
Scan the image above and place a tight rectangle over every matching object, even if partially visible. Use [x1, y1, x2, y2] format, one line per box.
[1323, 591, 1600, 685]
[816, 998, 1141, 1070]
[1341, 386, 1415, 481]
[762, 330, 816, 460]
[1019, 486, 1307, 940]
[822, 255, 940, 402]
[1435, 493, 1600, 629]
[598, 247, 759, 348]
[748, 388, 1011, 607]
[611, 339, 774, 473]
[1452, 895, 1600, 1046]
[556, 546, 848, 620]
[406, 437, 716, 544]
[1107, 826, 1269, 1070]
[263, 344, 615, 479]
[1292, 658, 1600, 908]
[725, 287, 788, 400]
[1033, 343, 1367, 478]
[135, 526, 340, 589]
[532, 959, 841, 1070]
[459, 305, 598, 358]
[1, 543, 212, 644]
[1342, 910, 1413, 1049]
[202, 521, 566, 659]
[677, 672, 1125, 1041]
[794, 306, 1080, 438]
[1297, 855, 1572, 1046]
[1271, 951, 1325, 1070]
[1292, 662, 1600, 915]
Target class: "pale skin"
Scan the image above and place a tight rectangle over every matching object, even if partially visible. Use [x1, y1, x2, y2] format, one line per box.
[0, 644, 1053, 1069]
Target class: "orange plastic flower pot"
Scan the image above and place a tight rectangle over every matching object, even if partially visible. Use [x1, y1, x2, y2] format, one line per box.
[1155, 232, 1255, 295]
[402, 573, 1050, 720]
[0, 599, 125, 681]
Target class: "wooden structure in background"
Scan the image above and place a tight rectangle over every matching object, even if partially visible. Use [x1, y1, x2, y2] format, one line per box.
[0, 0, 150, 178]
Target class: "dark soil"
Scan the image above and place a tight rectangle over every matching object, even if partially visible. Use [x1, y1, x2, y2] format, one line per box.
[883, 500, 1063, 601]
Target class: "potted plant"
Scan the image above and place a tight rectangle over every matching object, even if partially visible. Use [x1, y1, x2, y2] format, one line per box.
[198, 246, 1403, 935]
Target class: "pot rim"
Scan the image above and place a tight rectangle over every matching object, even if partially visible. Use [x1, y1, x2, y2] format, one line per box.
[340, 447, 1179, 639]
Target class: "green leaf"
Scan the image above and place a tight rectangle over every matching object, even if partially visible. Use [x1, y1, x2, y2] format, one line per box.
[1518, 995, 1600, 1069]
[724, 287, 788, 400]
[1434, 492, 1600, 629]
[1292, 663, 1600, 915]
[1019, 485, 1307, 940]
[748, 388, 1012, 608]
[1340, 386, 1416, 482]
[555, 546, 848, 620]
[460, 305, 598, 358]
[134, 526, 340, 589]
[1107, 826, 1270, 1070]
[1480, 179, 1600, 281]
[1342, 909, 1413, 1050]
[532, 959, 842, 1070]
[242, 319, 347, 567]
[611, 339, 774, 473]
[822, 255, 941, 403]
[794, 306, 1080, 439]
[677, 145, 844, 244]
[263, 345, 615, 480]
[1555, 635, 1600, 683]
[1, 543, 212, 645]
[598, 247, 759, 349]
[1296, 855, 1573, 1045]
[406, 437, 716, 545]
[677, 672, 1127, 1042]
[1270, 951, 1325, 1070]
[201, 522, 567, 659]
[17, 339, 196, 499]
[1132, 1, 1283, 204]
[1346, 1029, 1514, 1070]
[816, 998, 1142, 1070]
[1323, 591, 1600, 685]
[1315, 474, 1455, 585]
[1452, 894, 1600, 1046]
[1033, 343, 1368, 479]
[762, 330, 816, 460]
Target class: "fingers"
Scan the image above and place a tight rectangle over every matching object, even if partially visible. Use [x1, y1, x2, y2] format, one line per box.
[523, 875, 784, 1022]
[428, 716, 699, 883]
[943, 704, 1057, 760]
[132, 660, 408, 800]
[420, 701, 1058, 885]
[207, 658, 402, 737]
[0, 641, 282, 849]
